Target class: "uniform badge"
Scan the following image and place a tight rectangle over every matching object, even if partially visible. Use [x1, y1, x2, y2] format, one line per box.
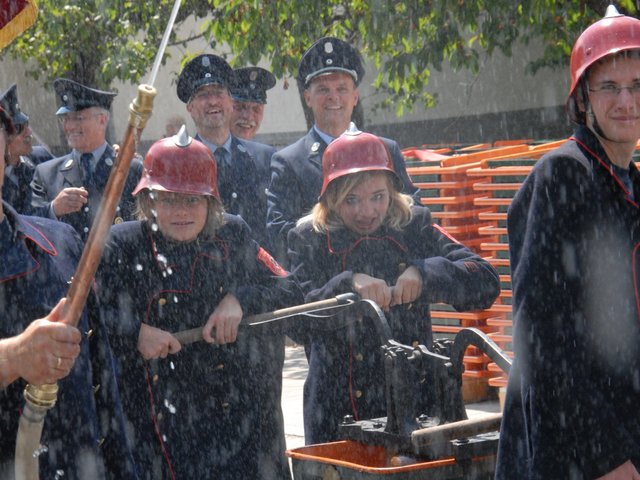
[257, 247, 287, 277]
[63, 159, 74, 169]
[311, 142, 320, 152]
[114, 217, 123, 224]
[105, 157, 113, 166]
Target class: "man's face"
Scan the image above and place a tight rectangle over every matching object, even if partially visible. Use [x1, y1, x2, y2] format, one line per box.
[8, 122, 33, 163]
[586, 54, 640, 146]
[186, 84, 233, 133]
[58, 107, 108, 153]
[230, 100, 264, 140]
[304, 73, 359, 134]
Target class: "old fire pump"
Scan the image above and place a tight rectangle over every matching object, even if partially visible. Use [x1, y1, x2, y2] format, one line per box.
[285, 293, 512, 480]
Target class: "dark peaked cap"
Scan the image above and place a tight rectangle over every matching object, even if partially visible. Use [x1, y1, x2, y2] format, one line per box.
[297, 36, 365, 87]
[177, 54, 234, 103]
[54, 78, 116, 115]
[0, 84, 28, 125]
[231, 67, 276, 104]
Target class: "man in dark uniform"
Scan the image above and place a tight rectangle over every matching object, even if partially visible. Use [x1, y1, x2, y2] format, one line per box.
[267, 37, 420, 264]
[0, 106, 135, 479]
[0, 84, 37, 214]
[230, 66, 276, 141]
[177, 54, 274, 247]
[177, 54, 290, 480]
[496, 6, 640, 479]
[28, 145, 54, 165]
[30, 79, 143, 240]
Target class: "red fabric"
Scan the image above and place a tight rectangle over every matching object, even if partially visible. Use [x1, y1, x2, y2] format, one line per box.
[0, 0, 30, 29]
[257, 247, 287, 277]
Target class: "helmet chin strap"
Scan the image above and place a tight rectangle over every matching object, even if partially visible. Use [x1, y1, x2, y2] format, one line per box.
[586, 101, 611, 141]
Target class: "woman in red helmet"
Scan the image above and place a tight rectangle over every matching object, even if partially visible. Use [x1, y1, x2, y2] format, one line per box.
[497, 6, 640, 479]
[97, 128, 299, 480]
[287, 130, 500, 445]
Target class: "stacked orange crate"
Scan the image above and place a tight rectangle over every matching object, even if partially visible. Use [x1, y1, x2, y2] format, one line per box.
[467, 140, 567, 397]
[403, 143, 539, 400]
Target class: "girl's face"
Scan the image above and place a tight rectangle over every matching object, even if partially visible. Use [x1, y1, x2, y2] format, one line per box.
[335, 172, 390, 235]
[153, 191, 208, 243]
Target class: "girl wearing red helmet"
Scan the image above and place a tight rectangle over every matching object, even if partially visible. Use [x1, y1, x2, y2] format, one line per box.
[287, 130, 500, 445]
[497, 6, 640, 479]
[97, 128, 299, 479]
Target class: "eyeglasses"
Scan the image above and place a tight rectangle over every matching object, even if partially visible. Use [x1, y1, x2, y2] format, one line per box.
[155, 195, 207, 208]
[588, 82, 640, 97]
[191, 88, 229, 102]
[57, 112, 104, 125]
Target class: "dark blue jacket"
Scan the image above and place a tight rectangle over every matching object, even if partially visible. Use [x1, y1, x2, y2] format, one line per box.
[98, 216, 301, 480]
[288, 206, 499, 444]
[2, 156, 35, 215]
[267, 128, 420, 264]
[30, 144, 142, 240]
[496, 126, 640, 479]
[28, 145, 54, 165]
[0, 202, 135, 480]
[196, 134, 273, 250]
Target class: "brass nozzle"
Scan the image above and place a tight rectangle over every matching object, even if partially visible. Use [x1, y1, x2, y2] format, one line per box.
[24, 383, 58, 410]
[128, 84, 158, 129]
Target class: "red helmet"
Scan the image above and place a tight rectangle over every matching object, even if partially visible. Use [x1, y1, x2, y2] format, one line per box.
[569, 5, 640, 98]
[320, 129, 401, 197]
[133, 127, 219, 199]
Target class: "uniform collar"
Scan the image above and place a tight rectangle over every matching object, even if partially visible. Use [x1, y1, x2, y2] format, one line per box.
[196, 133, 233, 156]
[73, 142, 108, 166]
[147, 224, 227, 272]
[312, 125, 334, 146]
[326, 223, 408, 256]
[0, 202, 57, 281]
[572, 125, 640, 205]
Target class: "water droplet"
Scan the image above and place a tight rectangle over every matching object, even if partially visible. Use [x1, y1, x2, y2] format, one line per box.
[32, 444, 48, 458]
[164, 398, 177, 414]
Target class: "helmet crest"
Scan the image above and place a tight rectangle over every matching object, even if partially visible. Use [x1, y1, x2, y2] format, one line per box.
[132, 127, 219, 199]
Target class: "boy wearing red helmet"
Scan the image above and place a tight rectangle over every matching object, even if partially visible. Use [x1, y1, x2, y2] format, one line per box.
[97, 129, 300, 479]
[287, 130, 499, 444]
[497, 6, 640, 479]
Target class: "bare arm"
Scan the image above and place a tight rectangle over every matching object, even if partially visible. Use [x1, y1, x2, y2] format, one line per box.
[0, 298, 81, 387]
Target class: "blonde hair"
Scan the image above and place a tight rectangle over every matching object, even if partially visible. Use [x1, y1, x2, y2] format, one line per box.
[307, 171, 413, 233]
[135, 190, 225, 239]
